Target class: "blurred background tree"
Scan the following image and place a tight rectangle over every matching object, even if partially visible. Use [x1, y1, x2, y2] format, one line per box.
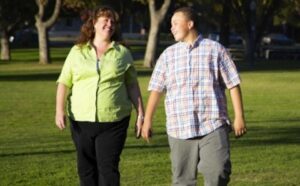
[0, 0, 36, 61]
[35, 0, 61, 64]
[1, 0, 300, 66]
[141, 0, 171, 67]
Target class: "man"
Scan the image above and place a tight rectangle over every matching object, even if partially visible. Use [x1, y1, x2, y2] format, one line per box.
[142, 7, 247, 186]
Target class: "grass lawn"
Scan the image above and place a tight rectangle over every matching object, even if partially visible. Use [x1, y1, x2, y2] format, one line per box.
[0, 48, 300, 186]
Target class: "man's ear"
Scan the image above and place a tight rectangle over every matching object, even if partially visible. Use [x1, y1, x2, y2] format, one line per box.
[188, 21, 194, 30]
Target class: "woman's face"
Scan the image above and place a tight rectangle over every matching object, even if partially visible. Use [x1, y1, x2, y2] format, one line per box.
[94, 15, 116, 40]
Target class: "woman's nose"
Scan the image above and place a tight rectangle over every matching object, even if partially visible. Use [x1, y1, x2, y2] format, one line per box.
[107, 20, 113, 27]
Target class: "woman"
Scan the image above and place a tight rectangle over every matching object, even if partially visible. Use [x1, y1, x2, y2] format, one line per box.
[55, 6, 144, 186]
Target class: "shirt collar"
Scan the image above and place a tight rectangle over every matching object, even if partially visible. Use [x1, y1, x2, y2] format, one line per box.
[180, 34, 203, 50]
[86, 40, 117, 51]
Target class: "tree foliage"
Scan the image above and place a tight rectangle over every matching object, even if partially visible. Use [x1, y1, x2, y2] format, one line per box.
[275, 0, 300, 28]
[229, 0, 285, 64]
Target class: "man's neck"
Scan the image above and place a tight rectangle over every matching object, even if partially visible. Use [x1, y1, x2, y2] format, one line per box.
[183, 31, 199, 46]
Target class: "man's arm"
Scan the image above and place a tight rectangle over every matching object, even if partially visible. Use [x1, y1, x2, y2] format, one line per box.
[229, 85, 247, 137]
[142, 90, 163, 143]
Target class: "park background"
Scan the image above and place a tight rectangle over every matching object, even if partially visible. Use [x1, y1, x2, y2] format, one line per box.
[1, 0, 300, 185]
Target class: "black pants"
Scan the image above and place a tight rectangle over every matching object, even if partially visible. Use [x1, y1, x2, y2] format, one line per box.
[70, 116, 130, 186]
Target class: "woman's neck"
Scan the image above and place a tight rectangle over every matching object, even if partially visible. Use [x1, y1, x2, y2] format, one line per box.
[92, 37, 112, 58]
[93, 36, 111, 48]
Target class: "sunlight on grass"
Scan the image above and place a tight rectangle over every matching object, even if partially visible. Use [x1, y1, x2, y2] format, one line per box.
[0, 48, 300, 185]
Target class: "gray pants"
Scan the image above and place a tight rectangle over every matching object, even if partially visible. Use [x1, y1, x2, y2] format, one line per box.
[168, 125, 231, 186]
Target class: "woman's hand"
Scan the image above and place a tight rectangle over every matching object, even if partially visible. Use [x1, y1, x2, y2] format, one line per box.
[55, 110, 66, 130]
[135, 115, 144, 138]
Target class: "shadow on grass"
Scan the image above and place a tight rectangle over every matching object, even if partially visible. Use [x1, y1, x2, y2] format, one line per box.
[125, 144, 169, 149]
[0, 71, 152, 81]
[1, 123, 298, 157]
[231, 122, 300, 147]
[236, 59, 300, 72]
[0, 144, 169, 158]
[0, 149, 75, 157]
[0, 73, 60, 81]
[0, 56, 66, 64]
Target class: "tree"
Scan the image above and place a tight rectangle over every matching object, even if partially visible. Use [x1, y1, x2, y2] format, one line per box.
[0, 0, 36, 61]
[219, 0, 231, 47]
[274, 0, 300, 31]
[230, 0, 284, 66]
[143, 0, 171, 67]
[35, 0, 61, 64]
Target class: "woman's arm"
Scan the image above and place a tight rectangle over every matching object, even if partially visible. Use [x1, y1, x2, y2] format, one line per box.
[55, 83, 69, 130]
[126, 82, 145, 138]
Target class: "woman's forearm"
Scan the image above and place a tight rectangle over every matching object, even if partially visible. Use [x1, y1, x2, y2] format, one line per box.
[56, 83, 68, 113]
[127, 82, 144, 117]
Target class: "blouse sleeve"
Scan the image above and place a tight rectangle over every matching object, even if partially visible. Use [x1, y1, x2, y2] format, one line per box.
[56, 47, 76, 88]
[124, 49, 138, 85]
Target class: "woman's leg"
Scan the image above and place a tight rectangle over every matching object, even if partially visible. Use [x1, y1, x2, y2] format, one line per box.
[95, 116, 130, 186]
[70, 119, 98, 186]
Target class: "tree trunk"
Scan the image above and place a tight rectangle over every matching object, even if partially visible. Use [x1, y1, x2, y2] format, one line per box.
[143, 0, 171, 68]
[244, 36, 254, 66]
[220, 0, 231, 47]
[144, 19, 159, 67]
[35, 0, 61, 64]
[245, 0, 256, 67]
[36, 23, 50, 64]
[0, 30, 10, 61]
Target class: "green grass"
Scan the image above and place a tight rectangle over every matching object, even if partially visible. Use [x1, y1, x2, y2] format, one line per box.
[0, 48, 300, 185]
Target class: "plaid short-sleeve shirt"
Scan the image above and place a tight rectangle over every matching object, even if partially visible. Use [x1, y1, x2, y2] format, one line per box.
[148, 35, 241, 139]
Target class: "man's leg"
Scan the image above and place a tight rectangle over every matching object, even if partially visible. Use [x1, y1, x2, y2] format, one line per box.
[198, 125, 231, 186]
[168, 135, 199, 186]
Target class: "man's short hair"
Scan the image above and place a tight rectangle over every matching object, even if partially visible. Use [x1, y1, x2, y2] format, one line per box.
[173, 7, 199, 31]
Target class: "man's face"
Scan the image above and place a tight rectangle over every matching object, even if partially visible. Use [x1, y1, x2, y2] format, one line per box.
[171, 12, 191, 42]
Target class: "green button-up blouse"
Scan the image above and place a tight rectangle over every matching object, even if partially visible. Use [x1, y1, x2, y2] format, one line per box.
[57, 41, 137, 122]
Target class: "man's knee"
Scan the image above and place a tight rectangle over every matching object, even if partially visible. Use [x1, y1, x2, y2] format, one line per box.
[201, 163, 231, 186]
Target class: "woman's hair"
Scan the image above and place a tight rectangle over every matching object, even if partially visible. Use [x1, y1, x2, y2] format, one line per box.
[173, 7, 199, 31]
[76, 6, 121, 46]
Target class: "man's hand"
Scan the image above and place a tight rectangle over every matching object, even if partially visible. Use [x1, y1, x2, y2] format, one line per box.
[141, 119, 152, 143]
[232, 117, 246, 138]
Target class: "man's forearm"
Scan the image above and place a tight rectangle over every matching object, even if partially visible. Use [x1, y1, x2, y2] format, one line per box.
[144, 91, 163, 122]
[229, 85, 244, 119]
